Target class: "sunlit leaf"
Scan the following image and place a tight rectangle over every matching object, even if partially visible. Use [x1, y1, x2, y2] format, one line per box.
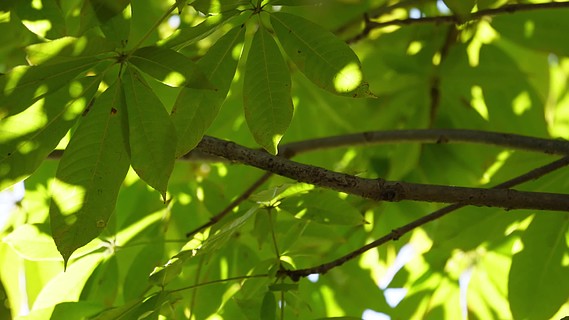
[0, 76, 100, 191]
[3, 224, 103, 261]
[122, 66, 177, 198]
[171, 24, 245, 156]
[509, 213, 569, 320]
[0, 57, 99, 118]
[270, 12, 371, 97]
[130, 46, 215, 89]
[50, 81, 130, 266]
[244, 25, 293, 155]
[31, 252, 104, 311]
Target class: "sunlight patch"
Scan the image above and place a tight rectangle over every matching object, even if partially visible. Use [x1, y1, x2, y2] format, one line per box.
[407, 41, 423, 55]
[162, 71, 186, 87]
[479, 150, 511, 185]
[524, 20, 535, 38]
[334, 62, 362, 93]
[470, 85, 489, 120]
[22, 20, 52, 38]
[512, 91, 531, 115]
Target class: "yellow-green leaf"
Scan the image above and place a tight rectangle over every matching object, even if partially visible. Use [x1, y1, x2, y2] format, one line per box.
[50, 81, 130, 265]
[122, 66, 177, 198]
[243, 26, 293, 155]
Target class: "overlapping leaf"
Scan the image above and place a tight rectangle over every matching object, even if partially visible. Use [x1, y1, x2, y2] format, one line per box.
[171, 24, 245, 156]
[122, 66, 177, 198]
[0, 56, 99, 118]
[509, 213, 569, 320]
[50, 82, 130, 265]
[244, 26, 293, 154]
[0, 76, 100, 191]
[279, 189, 366, 225]
[270, 12, 371, 96]
[159, 10, 242, 50]
[130, 46, 214, 89]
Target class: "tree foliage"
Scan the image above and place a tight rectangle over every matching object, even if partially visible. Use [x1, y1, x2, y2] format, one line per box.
[1, 0, 568, 319]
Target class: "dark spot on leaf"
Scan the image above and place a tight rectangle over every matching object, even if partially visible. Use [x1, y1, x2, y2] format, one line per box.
[297, 50, 301, 54]
[111, 107, 117, 115]
[7, 152, 11, 156]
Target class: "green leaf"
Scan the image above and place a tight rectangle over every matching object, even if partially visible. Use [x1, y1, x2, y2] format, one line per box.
[3, 224, 103, 261]
[171, 24, 245, 156]
[268, 283, 299, 291]
[130, 46, 214, 89]
[85, 0, 130, 24]
[508, 213, 569, 320]
[260, 291, 277, 320]
[191, 0, 249, 14]
[0, 76, 101, 191]
[491, 8, 569, 56]
[270, 12, 370, 96]
[159, 10, 242, 49]
[442, 0, 475, 20]
[31, 253, 104, 311]
[25, 36, 116, 65]
[279, 189, 366, 225]
[0, 57, 99, 118]
[197, 206, 258, 256]
[49, 81, 130, 265]
[243, 26, 293, 155]
[122, 66, 177, 198]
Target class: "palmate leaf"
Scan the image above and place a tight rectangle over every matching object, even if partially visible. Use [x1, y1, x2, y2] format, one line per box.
[508, 213, 569, 320]
[270, 12, 372, 97]
[130, 46, 215, 89]
[0, 76, 101, 191]
[244, 25, 293, 155]
[122, 66, 177, 198]
[171, 24, 245, 157]
[0, 56, 100, 119]
[50, 82, 130, 266]
[159, 9, 242, 50]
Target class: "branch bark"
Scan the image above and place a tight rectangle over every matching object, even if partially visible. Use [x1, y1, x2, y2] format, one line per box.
[196, 136, 569, 212]
[279, 156, 569, 280]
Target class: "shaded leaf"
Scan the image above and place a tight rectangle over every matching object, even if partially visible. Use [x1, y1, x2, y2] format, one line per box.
[50, 81, 130, 265]
[491, 8, 569, 56]
[509, 213, 569, 320]
[159, 9, 242, 49]
[271, 12, 371, 96]
[130, 46, 214, 89]
[0, 76, 100, 191]
[122, 66, 177, 198]
[244, 26, 293, 155]
[85, 0, 130, 24]
[260, 291, 277, 320]
[171, 24, 245, 156]
[191, 0, 249, 14]
[279, 189, 366, 225]
[442, 0, 475, 20]
[0, 56, 99, 118]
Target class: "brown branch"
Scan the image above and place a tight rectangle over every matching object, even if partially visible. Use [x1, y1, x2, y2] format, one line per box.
[368, 1, 569, 29]
[279, 156, 569, 281]
[196, 136, 569, 211]
[278, 129, 569, 157]
[48, 129, 569, 161]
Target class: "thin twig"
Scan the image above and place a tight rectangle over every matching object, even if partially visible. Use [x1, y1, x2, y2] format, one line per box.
[196, 136, 569, 211]
[278, 129, 569, 156]
[368, 1, 569, 29]
[278, 156, 569, 281]
[185, 172, 272, 237]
